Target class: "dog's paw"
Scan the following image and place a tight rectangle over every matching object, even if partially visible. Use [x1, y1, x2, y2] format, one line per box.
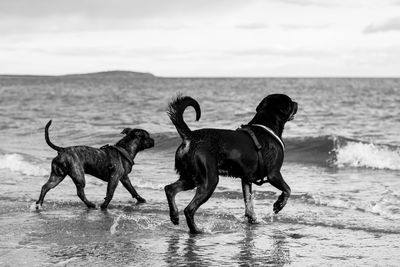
[189, 228, 204, 235]
[31, 202, 42, 211]
[86, 203, 97, 209]
[273, 193, 288, 214]
[170, 214, 179, 225]
[245, 214, 258, 224]
[136, 197, 146, 204]
[273, 200, 286, 214]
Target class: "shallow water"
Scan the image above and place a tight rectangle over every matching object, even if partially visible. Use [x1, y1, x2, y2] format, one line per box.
[0, 75, 399, 266]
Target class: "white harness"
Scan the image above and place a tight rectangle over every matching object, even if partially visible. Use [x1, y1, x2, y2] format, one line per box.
[251, 124, 285, 151]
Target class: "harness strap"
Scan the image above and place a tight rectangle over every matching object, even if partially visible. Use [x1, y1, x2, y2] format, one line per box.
[237, 126, 265, 185]
[251, 124, 285, 150]
[100, 144, 134, 166]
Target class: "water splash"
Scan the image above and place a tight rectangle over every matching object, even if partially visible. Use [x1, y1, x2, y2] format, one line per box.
[110, 214, 122, 235]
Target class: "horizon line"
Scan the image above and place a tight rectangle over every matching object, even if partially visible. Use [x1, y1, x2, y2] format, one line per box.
[0, 70, 399, 79]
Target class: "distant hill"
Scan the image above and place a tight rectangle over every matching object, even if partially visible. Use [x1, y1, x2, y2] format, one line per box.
[0, 70, 156, 79]
[62, 70, 156, 79]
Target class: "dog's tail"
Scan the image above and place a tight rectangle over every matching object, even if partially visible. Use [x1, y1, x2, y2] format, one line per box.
[45, 120, 64, 152]
[167, 95, 201, 140]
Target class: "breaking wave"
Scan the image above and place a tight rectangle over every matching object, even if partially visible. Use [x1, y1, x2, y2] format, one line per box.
[285, 135, 400, 170]
[332, 138, 400, 170]
[0, 153, 48, 176]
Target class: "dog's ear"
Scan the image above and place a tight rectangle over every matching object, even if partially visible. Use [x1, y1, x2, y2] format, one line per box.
[121, 128, 132, 135]
[132, 129, 145, 138]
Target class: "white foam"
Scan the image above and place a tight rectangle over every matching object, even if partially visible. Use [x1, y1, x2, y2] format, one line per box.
[0, 153, 48, 176]
[110, 214, 163, 231]
[369, 190, 400, 220]
[334, 142, 400, 170]
[110, 214, 122, 235]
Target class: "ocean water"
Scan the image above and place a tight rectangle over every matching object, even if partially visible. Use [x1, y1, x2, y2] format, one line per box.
[0, 75, 399, 266]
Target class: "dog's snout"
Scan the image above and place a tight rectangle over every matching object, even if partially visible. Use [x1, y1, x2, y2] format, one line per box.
[148, 138, 155, 148]
[293, 102, 298, 114]
[287, 101, 297, 121]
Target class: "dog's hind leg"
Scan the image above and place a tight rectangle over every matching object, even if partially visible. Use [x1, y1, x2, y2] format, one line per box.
[120, 175, 146, 204]
[165, 178, 195, 225]
[268, 171, 291, 214]
[184, 152, 219, 234]
[36, 165, 66, 209]
[241, 180, 257, 223]
[70, 168, 96, 209]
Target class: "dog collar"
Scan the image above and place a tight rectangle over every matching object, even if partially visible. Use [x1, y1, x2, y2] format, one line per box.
[251, 124, 285, 150]
[113, 146, 135, 166]
[103, 145, 134, 166]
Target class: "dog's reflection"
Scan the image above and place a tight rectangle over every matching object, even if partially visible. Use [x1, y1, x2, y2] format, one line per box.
[164, 226, 291, 266]
[237, 226, 291, 266]
[165, 233, 208, 266]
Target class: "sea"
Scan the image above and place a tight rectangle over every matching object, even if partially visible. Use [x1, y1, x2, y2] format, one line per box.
[0, 74, 399, 266]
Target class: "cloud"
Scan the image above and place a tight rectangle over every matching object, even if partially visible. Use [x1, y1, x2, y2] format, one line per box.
[227, 47, 334, 58]
[278, 0, 336, 7]
[364, 16, 400, 33]
[0, 16, 190, 35]
[236, 23, 268, 30]
[0, 0, 247, 19]
[0, 0, 249, 34]
[33, 46, 183, 58]
[281, 24, 329, 30]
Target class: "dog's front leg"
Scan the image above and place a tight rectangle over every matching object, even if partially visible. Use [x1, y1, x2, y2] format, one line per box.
[268, 171, 291, 214]
[241, 180, 257, 223]
[101, 173, 120, 209]
[120, 175, 146, 203]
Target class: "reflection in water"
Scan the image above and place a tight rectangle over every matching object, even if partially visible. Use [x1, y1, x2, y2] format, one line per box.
[238, 226, 291, 266]
[165, 232, 215, 266]
[165, 233, 201, 266]
[183, 235, 208, 266]
[165, 234, 181, 266]
[164, 225, 291, 266]
[238, 225, 256, 266]
[164, 234, 179, 266]
[269, 232, 291, 266]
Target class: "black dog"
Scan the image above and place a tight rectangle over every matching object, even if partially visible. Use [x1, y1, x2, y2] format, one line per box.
[36, 120, 154, 210]
[165, 94, 297, 234]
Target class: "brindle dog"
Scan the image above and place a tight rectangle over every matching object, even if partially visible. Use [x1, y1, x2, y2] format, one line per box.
[36, 120, 154, 210]
[165, 94, 297, 234]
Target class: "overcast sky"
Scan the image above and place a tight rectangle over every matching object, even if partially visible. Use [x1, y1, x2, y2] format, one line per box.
[1, 0, 400, 77]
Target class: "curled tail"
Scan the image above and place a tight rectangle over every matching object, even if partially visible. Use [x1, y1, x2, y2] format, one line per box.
[45, 120, 64, 152]
[167, 95, 201, 140]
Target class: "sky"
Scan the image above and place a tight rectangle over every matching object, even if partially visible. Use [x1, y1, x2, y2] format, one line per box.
[1, 0, 400, 77]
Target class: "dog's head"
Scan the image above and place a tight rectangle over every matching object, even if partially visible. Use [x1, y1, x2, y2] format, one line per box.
[119, 128, 155, 151]
[256, 94, 297, 122]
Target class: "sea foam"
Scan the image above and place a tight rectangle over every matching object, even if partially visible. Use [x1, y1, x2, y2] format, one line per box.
[333, 141, 400, 170]
[0, 153, 48, 176]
